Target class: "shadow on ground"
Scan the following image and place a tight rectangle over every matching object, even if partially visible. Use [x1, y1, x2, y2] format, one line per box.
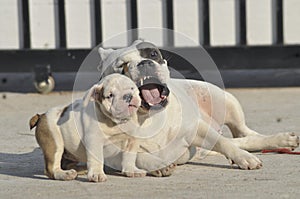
[0, 148, 47, 180]
[0, 147, 137, 182]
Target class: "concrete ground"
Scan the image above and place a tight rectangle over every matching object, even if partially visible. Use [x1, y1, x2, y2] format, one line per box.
[1, 88, 300, 199]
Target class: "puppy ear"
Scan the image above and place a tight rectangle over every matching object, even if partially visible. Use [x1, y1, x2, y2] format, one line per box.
[98, 47, 115, 61]
[83, 83, 103, 107]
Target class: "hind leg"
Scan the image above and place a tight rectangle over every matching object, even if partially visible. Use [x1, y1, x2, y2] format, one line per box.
[230, 132, 299, 151]
[192, 120, 262, 170]
[224, 92, 259, 138]
[224, 92, 299, 150]
[35, 114, 77, 180]
[61, 151, 87, 175]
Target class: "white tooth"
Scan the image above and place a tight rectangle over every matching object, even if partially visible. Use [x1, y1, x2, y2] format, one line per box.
[148, 102, 154, 106]
[141, 79, 143, 85]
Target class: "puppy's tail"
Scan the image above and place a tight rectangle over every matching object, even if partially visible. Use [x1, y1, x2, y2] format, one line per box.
[29, 114, 41, 130]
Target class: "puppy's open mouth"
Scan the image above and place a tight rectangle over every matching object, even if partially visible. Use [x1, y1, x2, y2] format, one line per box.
[137, 76, 169, 110]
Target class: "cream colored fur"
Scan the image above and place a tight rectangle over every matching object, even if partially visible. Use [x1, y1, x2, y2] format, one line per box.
[31, 74, 150, 182]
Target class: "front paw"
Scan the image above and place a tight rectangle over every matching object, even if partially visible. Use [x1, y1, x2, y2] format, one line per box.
[228, 150, 262, 170]
[88, 170, 107, 182]
[122, 167, 147, 178]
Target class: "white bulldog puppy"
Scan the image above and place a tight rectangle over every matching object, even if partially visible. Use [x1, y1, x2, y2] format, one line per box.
[30, 74, 148, 182]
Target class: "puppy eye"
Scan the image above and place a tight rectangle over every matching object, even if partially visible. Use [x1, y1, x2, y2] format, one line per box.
[131, 87, 134, 90]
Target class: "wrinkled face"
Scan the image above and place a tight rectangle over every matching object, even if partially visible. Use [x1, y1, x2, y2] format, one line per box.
[101, 41, 170, 111]
[94, 74, 141, 124]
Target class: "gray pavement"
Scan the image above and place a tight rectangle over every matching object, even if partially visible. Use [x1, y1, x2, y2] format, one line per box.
[1, 88, 300, 199]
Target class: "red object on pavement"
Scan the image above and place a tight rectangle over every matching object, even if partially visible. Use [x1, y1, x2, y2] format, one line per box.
[262, 148, 300, 155]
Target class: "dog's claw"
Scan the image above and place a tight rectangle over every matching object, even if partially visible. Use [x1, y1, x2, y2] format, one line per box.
[149, 163, 176, 177]
[228, 158, 234, 165]
[53, 169, 78, 181]
[88, 172, 107, 182]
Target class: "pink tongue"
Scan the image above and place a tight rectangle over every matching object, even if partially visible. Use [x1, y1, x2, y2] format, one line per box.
[141, 88, 162, 105]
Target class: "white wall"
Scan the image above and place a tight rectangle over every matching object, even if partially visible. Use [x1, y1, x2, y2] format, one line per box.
[137, 0, 166, 47]
[0, 0, 20, 49]
[29, 0, 57, 49]
[246, 0, 273, 45]
[0, 0, 300, 49]
[210, 0, 237, 46]
[284, 0, 300, 44]
[173, 0, 200, 46]
[65, 0, 93, 48]
[101, 0, 129, 47]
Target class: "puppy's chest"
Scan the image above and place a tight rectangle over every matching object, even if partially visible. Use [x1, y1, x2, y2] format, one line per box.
[101, 124, 130, 146]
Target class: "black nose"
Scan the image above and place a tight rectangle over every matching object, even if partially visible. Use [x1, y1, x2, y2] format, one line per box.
[123, 93, 133, 103]
[137, 60, 155, 68]
[137, 60, 156, 76]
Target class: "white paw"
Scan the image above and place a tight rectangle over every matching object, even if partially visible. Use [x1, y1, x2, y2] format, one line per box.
[229, 150, 262, 170]
[53, 169, 77, 181]
[149, 163, 177, 177]
[122, 167, 147, 178]
[88, 170, 107, 182]
[275, 132, 300, 150]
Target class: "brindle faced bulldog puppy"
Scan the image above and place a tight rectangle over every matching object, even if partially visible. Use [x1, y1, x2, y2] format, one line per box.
[30, 74, 150, 182]
[96, 40, 299, 171]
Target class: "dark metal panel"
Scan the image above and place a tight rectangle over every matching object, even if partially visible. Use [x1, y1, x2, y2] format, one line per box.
[161, 45, 300, 70]
[201, 0, 210, 46]
[58, 0, 66, 48]
[236, 0, 247, 45]
[21, 0, 31, 49]
[129, 0, 138, 41]
[0, 49, 89, 72]
[94, 0, 102, 45]
[205, 45, 300, 70]
[0, 45, 299, 72]
[274, 0, 283, 44]
[165, 0, 174, 46]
